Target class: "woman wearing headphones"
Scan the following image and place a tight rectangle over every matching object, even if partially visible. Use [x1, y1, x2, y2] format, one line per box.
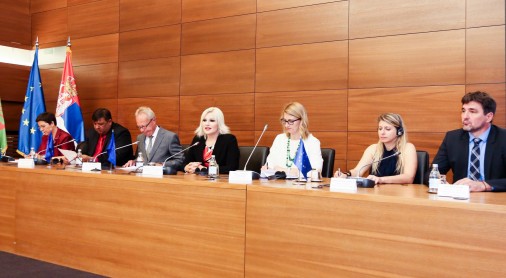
[336, 113, 417, 184]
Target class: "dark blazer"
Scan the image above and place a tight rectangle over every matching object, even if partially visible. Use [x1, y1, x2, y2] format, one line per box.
[83, 122, 134, 166]
[136, 127, 184, 170]
[432, 125, 506, 191]
[184, 134, 240, 174]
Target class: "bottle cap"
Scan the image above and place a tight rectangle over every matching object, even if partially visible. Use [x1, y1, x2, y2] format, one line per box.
[432, 164, 438, 167]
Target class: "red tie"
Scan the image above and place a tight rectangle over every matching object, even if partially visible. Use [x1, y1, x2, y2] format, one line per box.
[93, 135, 106, 158]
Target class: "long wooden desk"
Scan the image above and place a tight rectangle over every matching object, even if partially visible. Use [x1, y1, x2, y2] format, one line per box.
[1, 163, 505, 277]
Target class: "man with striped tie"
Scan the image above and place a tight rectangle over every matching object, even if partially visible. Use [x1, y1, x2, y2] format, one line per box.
[432, 91, 506, 192]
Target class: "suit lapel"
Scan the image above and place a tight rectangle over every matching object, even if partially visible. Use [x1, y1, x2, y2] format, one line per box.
[483, 125, 497, 180]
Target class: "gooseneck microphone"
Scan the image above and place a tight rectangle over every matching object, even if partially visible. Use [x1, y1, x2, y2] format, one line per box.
[352, 151, 401, 188]
[244, 124, 268, 171]
[93, 141, 139, 162]
[36, 139, 76, 155]
[162, 142, 199, 166]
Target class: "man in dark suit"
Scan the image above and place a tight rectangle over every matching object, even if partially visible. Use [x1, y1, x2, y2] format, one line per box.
[81, 108, 134, 167]
[432, 91, 506, 192]
[123, 106, 184, 172]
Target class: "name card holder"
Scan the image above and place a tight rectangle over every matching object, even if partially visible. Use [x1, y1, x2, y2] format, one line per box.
[330, 178, 358, 193]
[142, 165, 163, 177]
[18, 158, 35, 169]
[82, 162, 102, 173]
[229, 170, 253, 184]
[437, 184, 470, 200]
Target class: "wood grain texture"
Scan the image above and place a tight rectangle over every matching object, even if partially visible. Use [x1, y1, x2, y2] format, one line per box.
[257, 2, 348, 48]
[119, 25, 181, 61]
[1, 102, 23, 131]
[256, 41, 348, 92]
[68, 0, 119, 39]
[31, 8, 68, 45]
[349, 0, 465, 39]
[0, 172, 16, 253]
[0, 63, 30, 102]
[348, 86, 465, 132]
[71, 34, 119, 66]
[245, 184, 506, 277]
[74, 63, 118, 100]
[117, 97, 180, 134]
[0, 0, 30, 46]
[257, 0, 333, 12]
[30, 0, 66, 14]
[182, 14, 255, 55]
[179, 93, 255, 132]
[466, 83, 506, 127]
[255, 90, 348, 131]
[182, 0, 256, 22]
[181, 50, 255, 95]
[39, 68, 62, 102]
[467, 0, 505, 28]
[120, 0, 181, 31]
[466, 26, 505, 84]
[350, 30, 465, 88]
[118, 57, 180, 98]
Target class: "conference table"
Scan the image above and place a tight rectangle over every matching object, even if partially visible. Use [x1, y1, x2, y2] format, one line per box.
[0, 163, 505, 277]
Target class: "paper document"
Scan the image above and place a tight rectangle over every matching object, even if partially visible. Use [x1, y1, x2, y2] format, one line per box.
[59, 148, 77, 162]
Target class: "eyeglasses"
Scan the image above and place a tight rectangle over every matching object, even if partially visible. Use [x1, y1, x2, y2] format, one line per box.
[280, 118, 301, 125]
[137, 118, 153, 130]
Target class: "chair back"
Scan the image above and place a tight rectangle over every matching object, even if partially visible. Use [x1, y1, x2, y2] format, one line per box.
[320, 148, 336, 178]
[238, 146, 269, 172]
[414, 150, 429, 185]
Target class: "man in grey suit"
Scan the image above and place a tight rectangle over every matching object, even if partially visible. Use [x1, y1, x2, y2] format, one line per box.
[124, 106, 184, 171]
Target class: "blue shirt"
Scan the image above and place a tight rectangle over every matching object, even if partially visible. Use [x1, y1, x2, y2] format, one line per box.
[467, 125, 491, 180]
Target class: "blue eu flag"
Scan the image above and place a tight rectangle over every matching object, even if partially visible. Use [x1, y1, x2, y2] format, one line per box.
[44, 132, 54, 161]
[17, 46, 46, 156]
[106, 130, 116, 166]
[294, 139, 312, 179]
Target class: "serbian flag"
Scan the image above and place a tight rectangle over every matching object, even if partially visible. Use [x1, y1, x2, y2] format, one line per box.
[55, 39, 84, 143]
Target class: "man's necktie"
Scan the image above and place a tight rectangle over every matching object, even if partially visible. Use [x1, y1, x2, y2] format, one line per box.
[469, 138, 482, 181]
[146, 136, 153, 160]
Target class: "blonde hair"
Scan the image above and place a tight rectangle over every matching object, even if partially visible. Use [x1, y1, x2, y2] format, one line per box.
[194, 107, 230, 137]
[371, 113, 408, 175]
[135, 106, 155, 120]
[281, 102, 310, 140]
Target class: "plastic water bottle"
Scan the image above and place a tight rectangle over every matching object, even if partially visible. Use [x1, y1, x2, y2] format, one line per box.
[29, 147, 36, 159]
[76, 149, 83, 166]
[136, 152, 144, 167]
[208, 155, 219, 178]
[428, 164, 441, 193]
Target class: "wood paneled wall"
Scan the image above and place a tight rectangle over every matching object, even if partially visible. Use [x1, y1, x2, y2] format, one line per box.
[0, 0, 504, 173]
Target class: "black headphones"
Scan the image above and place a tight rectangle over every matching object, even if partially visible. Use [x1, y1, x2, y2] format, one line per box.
[396, 117, 404, 136]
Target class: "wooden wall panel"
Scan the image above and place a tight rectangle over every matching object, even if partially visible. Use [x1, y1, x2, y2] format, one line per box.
[0, 63, 30, 102]
[348, 86, 464, 132]
[0, 0, 30, 46]
[117, 97, 180, 135]
[466, 26, 505, 84]
[1, 101, 23, 131]
[68, 0, 119, 39]
[466, 83, 506, 127]
[39, 68, 62, 102]
[74, 63, 118, 100]
[257, 0, 333, 12]
[316, 131, 347, 161]
[256, 41, 348, 92]
[182, 14, 255, 55]
[179, 93, 255, 132]
[350, 0, 465, 39]
[120, 0, 181, 31]
[467, 0, 505, 27]
[257, 2, 348, 48]
[119, 25, 181, 61]
[182, 0, 256, 22]
[72, 34, 119, 66]
[349, 30, 465, 88]
[30, 0, 66, 14]
[255, 90, 347, 131]
[118, 57, 180, 98]
[181, 50, 255, 95]
[31, 8, 67, 45]
[80, 98, 118, 130]
[68, 0, 100, 5]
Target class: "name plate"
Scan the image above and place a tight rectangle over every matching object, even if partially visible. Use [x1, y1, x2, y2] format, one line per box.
[330, 178, 357, 193]
[229, 170, 253, 184]
[437, 184, 470, 200]
[142, 165, 163, 177]
[18, 158, 35, 169]
[82, 162, 102, 173]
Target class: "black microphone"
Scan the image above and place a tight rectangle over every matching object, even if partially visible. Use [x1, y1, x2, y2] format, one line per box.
[161, 142, 199, 175]
[93, 141, 139, 162]
[228, 124, 268, 181]
[350, 151, 401, 188]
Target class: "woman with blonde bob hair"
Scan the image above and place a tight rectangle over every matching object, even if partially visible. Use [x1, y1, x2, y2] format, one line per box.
[263, 102, 323, 176]
[183, 107, 240, 174]
[336, 113, 417, 184]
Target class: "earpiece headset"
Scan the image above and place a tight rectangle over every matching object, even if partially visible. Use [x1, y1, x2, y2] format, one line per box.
[396, 116, 404, 136]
